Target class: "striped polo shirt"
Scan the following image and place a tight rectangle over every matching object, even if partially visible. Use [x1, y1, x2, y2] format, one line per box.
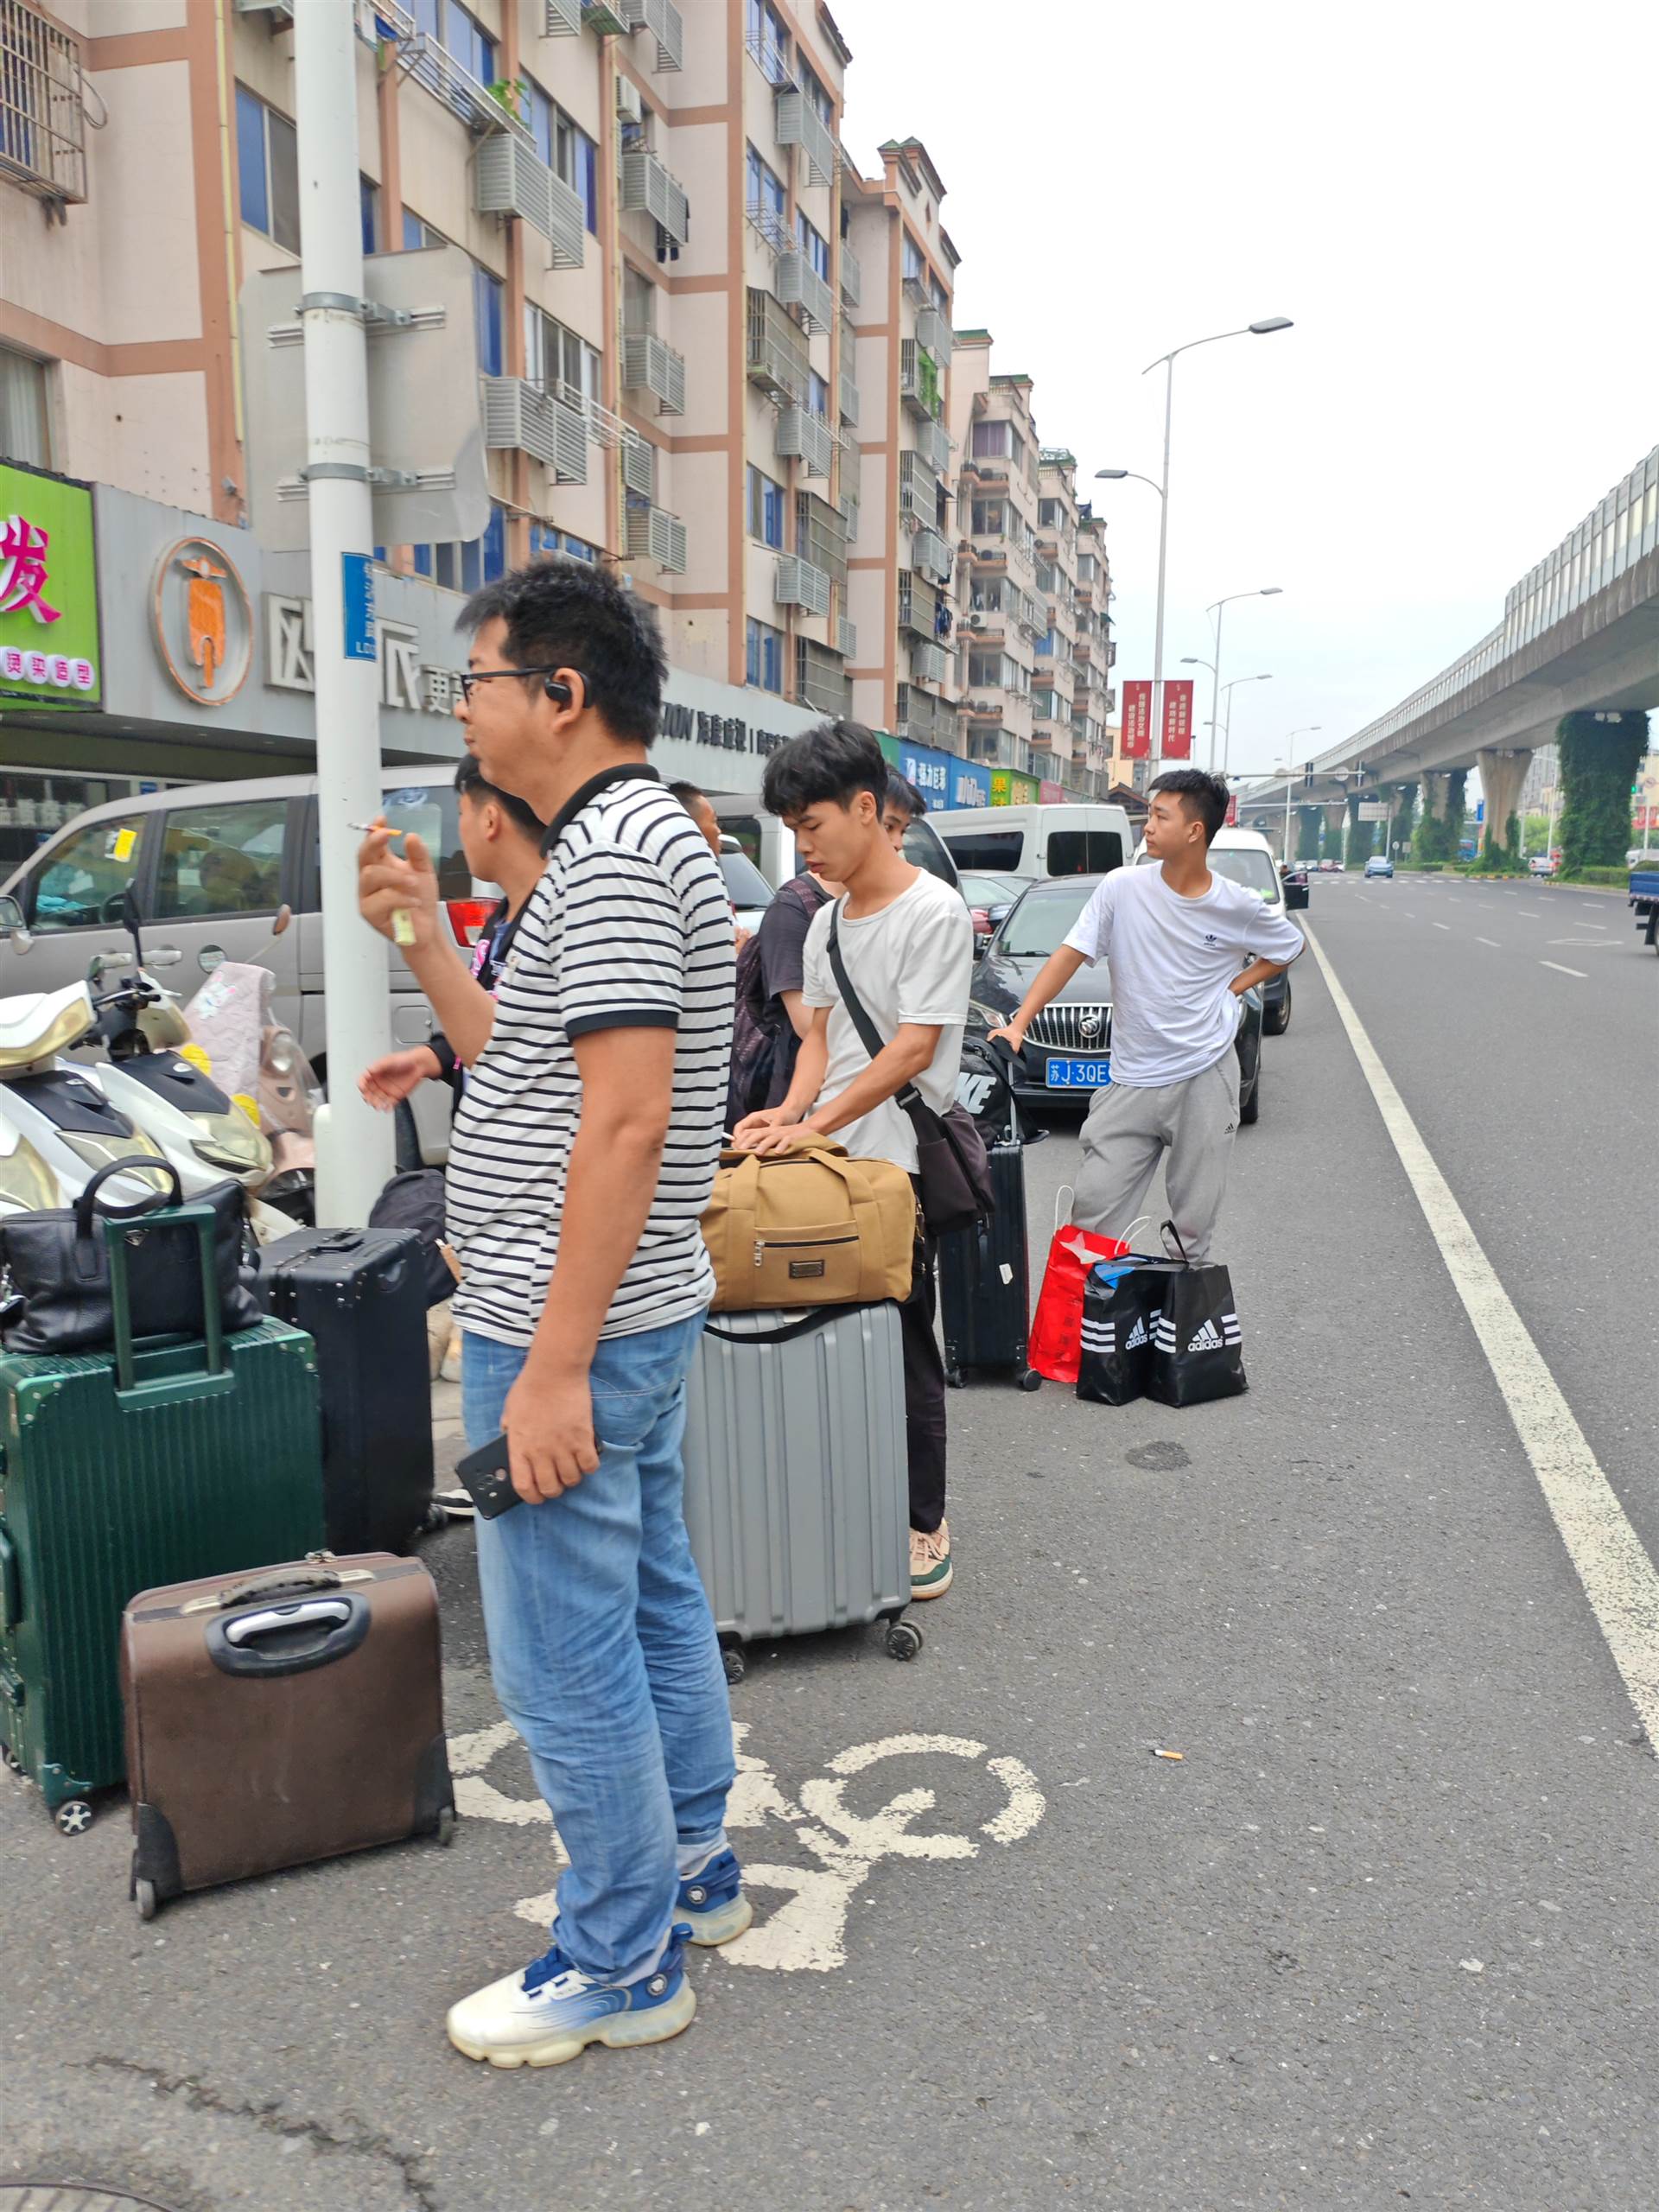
[445, 762, 735, 1346]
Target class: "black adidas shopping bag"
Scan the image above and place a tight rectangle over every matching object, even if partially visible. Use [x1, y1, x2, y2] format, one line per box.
[1145, 1224, 1247, 1408]
[1076, 1256, 1179, 1407]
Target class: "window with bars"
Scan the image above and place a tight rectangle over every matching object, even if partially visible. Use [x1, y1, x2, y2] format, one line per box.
[747, 465, 786, 548]
[747, 617, 785, 694]
[524, 307, 602, 407]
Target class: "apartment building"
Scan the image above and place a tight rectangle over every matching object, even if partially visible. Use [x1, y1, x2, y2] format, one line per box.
[841, 137, 958, 765]
[949, 335, 1044, 785]
[0, 0, 882, 807]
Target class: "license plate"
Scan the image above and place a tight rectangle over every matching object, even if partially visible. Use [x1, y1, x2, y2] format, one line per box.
[1045, 1056, 1110, 1090]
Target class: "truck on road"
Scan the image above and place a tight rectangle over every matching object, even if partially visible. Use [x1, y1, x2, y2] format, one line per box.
[1630, 857, 1659, 950]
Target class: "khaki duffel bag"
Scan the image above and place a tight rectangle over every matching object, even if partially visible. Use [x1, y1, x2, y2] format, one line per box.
[702, 1136, 917, 1311]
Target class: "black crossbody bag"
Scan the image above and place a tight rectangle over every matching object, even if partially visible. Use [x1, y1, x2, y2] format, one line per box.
[826, 902, 994, 1238]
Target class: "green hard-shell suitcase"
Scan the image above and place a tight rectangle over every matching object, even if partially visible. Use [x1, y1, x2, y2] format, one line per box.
[0, 1200, 324, 1829]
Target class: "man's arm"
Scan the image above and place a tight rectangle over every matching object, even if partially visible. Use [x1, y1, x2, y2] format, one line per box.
[1230, 955, 1292, 997]
[358, 823, 499, 1065]
[499, 1026, 675, 1502]
[778, 988, 813, 1041]
[731, 1007, 827, 1147]
[987, 943, 1090, 1049]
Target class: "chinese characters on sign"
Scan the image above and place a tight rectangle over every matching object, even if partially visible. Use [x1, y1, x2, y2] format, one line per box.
[0, 465, 101, 707]
[0, 517, 60, 624]
[1160, 678, 1194, 760]
[1121, 679, 1153, 759]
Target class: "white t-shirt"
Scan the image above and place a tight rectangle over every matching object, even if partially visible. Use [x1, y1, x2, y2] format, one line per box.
[801, 871, 973, 1173]
[1063, 862, 1306, 1088]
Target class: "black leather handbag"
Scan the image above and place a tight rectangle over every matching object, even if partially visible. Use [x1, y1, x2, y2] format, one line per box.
[0, 1158, 261, 1357]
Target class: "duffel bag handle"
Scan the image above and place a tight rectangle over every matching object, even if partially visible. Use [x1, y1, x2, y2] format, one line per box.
[704, 1308, 856, 1347]
[73, 1156, 182, 1237]
[105, 1198, 225, 1390]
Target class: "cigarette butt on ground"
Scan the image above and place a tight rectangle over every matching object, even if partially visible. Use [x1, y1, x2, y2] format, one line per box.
[1151, 1748, 1185, 1762]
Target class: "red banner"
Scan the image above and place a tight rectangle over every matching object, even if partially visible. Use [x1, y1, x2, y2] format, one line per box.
[1160, 678, 1194, 760]
[1224, 793, 1239, 827]
[1121, 679, 1153, 759]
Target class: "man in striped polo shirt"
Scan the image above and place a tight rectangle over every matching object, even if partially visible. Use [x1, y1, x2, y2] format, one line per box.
[357, 561, 742, 2071]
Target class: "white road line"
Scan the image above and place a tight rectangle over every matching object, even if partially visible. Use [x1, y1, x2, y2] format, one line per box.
[1303, 923, 1659, 1751]
[1541, 960, 1587, 977]
[1433, 921, 1452, 931]
[1477, 937, 1501, 948]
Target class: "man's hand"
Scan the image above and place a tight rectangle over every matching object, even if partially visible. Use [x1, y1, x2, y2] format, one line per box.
[359, 1046, 440, 1110]
[986, 1019, 1027, 1052]
[739, 1116, 825, 1158]
[502, 1362, 601, 1502]
[358, 821, 442, 952]
[730, 1103, 801, 1150]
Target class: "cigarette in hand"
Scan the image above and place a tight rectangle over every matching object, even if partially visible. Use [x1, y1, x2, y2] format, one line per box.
[351, 819, 415, 945]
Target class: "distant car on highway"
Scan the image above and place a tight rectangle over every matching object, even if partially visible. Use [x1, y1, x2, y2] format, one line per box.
[966, 874, 1265, 1124]
[1319, 858, 1341, 874]
[1363, 855, 1394, 880]
[1528, 854, 1558, 877]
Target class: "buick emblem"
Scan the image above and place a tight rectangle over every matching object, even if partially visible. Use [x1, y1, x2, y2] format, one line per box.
[1079, 1010, 1102, 1041]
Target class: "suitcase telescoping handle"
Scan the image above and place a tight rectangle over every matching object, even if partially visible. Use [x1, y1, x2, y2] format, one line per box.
[206, 1592, 371, 1677]
[86, 1157, 227, 1392]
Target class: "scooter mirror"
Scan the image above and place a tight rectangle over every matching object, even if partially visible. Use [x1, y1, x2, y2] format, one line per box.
[270, 903, 293, 938]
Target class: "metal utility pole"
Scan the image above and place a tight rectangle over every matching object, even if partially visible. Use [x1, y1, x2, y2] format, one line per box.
[294, 0, 395, 1224]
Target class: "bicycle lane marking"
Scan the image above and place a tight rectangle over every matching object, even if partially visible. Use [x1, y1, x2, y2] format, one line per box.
[1303, 921, 1659, 1748]
[449, 1719, 1047, 1973]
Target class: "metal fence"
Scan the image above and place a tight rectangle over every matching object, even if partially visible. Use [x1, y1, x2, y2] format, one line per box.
[1, 0, 87, 204]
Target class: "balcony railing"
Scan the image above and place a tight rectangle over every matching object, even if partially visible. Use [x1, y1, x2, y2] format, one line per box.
[839, 245, 861, 308]
[1, 0, 87, 202]
[582, 0, 632, 32]
[372, 0, 530, 139]
[620, 432, 656, 499]
[619, 147, 690, 244]
[797, 491, 849, 586]
[482, 378, 588, 483]
[475, 134, 584, 264]
[899, 339, 943, 421]
[625, 497, 686, 572]
[542, 0, 581, 33]
[896, 684, 957, 747]
[899, 448, 940, 524]
[776, 87, 835, 188]
[912, 525, 951, 584]
[836, 616, 856, 661]
[746, 288, 810, 402]
[775, 405, 834, 481]
[911, 637, 947, 687]
[775, 555, 831, 620]
[914, 305, 951, 365]
[776, 249, 836, 335]
[622, 330, 686, 416]
[621, 0, 683, 71]
[744, 23, 793, 86]
[798, 639, 853, 719]
[837, 365, 859, 428]
[897, 570, 941, 638]
[918, 415, 951, 476]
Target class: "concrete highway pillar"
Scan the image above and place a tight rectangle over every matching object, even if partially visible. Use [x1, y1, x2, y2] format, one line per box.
[1421, 772, 1447, 819]
[1477, 747, 1531, 854]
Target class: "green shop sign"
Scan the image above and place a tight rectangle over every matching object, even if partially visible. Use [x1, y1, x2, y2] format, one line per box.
[0, 462, 100, 709]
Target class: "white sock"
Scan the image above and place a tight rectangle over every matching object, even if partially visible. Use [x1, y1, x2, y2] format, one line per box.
[675, 1830, 728, 1880]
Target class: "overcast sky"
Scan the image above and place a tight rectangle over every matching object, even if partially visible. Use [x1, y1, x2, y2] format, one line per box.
[835, 0, 1658, 782]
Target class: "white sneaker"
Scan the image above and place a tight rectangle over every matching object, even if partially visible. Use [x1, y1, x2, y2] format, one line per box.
[447, 1929, 696, 2070]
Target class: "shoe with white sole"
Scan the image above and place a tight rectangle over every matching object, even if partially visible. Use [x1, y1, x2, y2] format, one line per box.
[434, 1484, 477, 1521]
[447, 1924, 696, 2069]
[675, 1848, 753, 1946]
[910, 1520, 953, 1600]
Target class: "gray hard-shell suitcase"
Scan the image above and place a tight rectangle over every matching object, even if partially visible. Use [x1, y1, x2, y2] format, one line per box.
[681, 1303, 919, 1677]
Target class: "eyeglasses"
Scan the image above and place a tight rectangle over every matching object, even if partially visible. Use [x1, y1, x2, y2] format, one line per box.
[456, 666, 576, 704]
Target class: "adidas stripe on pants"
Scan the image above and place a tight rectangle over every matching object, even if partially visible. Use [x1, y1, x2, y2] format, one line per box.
[1072, 1052, 1240, 1265]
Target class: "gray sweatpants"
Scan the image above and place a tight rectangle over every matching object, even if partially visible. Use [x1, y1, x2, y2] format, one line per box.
[1072, 1052, 1240, 1263]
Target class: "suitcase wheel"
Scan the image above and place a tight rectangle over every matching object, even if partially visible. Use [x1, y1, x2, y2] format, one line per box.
[435, 1805, 456, 1847]
[886, 1620, 924, 1662]
[54, 1799, 93, 1837]
[1019, 1368, 1044, 1393]
[721, 1644, 747, 1687]
[1, 1745, 22, 1777]
[135, 1878, 159, 1922]
[944, 1365, 965, 1390]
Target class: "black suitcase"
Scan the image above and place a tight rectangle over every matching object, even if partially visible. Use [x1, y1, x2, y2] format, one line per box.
[939, 1041, 1039, 1390]
[257, 1228, 435, 1552]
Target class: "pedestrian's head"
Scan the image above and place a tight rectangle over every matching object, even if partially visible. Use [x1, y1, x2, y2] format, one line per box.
[1145, 768, 1229, 858]
[455, 557, 665, 804]
[761, 721, 888, 883]
[454, 754, 546, 880]
[881, 772, 926, 852]
[669, 779, 722, 856]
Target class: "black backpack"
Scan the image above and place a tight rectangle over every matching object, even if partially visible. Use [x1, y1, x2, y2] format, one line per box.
[367, 1169, 453, 1307]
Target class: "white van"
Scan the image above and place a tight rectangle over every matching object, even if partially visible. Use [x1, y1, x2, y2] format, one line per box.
[938, 803, 1133, 881]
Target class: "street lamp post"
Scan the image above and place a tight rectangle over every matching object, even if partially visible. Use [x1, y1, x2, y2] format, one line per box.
[1277, 726, 1322, 861]
[1218, 673, 1272, 775]
[1096, 315, 1292, 773]
[1204, 588, 1282, 772]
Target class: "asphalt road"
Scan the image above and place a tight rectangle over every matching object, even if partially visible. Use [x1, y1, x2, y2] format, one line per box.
[3, 872, 1656, 2211]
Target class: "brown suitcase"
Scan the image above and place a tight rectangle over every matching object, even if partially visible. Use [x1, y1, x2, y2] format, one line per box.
[120, 1551, 455, 1917]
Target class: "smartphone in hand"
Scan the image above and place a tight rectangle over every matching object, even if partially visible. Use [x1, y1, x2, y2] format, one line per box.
[453, 1433, 522, 1518]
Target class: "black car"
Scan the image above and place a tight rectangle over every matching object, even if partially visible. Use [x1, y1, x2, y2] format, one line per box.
[966, 874, 1263, 1125]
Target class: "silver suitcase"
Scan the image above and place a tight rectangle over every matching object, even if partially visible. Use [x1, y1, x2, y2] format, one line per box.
[682, 1305, 921, 1678]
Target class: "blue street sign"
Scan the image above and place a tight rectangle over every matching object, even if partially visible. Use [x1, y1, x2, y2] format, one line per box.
[342, 553, 377, 662]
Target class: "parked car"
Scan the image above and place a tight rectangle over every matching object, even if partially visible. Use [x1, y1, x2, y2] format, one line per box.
[1319, 858, 1342, 874]
[957, 868, 1037, 955]
[1364, 855, 1394, 879]
[966, 875, 1263, 1124]
[0, 764, 481, 1166]
[1528, 853, 1558, 877]
[938, 802, 1133, 882]
[1133, 826, 1298, 1037]
[718, 836, 774, 932]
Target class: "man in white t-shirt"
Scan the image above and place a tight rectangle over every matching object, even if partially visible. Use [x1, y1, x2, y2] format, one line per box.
[990, 769, 1304, 1262]
[733, 721, 972, 1601]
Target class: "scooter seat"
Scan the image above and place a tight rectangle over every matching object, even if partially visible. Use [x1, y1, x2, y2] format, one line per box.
[0, 982, 94, 1067]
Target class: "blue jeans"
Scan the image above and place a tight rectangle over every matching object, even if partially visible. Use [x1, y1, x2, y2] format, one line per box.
[462, 1313, 734, 1984]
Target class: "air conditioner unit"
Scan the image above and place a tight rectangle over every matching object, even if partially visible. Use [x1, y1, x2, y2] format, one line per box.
[616, 78, 644, 122]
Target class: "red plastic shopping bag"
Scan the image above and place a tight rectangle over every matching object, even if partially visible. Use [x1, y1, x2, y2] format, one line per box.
[1027, 1190, 1131, 1385]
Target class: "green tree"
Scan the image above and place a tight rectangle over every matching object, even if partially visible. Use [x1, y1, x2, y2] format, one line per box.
[1556, 709, 1647, 874]
[1345, 792, 1376, 867]
[1389, 781, 1417, 853]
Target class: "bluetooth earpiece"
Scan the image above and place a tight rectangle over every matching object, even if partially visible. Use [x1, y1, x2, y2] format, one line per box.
[543, 675, 575, 706]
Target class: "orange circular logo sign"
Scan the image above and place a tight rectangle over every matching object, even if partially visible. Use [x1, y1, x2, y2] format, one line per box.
[152, 536, 252, 705]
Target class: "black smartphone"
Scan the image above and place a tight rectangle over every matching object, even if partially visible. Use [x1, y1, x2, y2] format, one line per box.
[453, 1433, 523, 1519]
